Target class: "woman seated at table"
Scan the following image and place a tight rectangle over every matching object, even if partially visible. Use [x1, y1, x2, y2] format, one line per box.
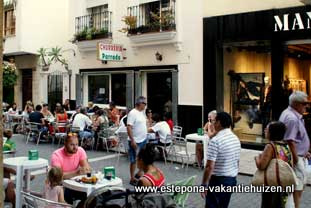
[41, 103, 54, 119]
[8, 102, 19, 115]
[146, 108, 154, 128]
[41, 103, 55, 134]
[22, 105, 33, 120]
[137, 143, 165, 187]
[55, 106, 69, 133]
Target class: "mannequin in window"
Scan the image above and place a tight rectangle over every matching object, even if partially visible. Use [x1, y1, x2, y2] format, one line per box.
[280, 76, 293, 113]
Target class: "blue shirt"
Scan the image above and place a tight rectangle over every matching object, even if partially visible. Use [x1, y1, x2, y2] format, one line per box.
[279, 107, 310, 156]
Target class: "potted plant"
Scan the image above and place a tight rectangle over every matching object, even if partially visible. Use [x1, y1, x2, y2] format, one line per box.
[37, 48, 51, 71]
[119, 15, 137, 35]
[48, 46, 69, 70]
[3, 62, 17, 87]
[151, 10, 175, 32]
[94, 27, 110, 39]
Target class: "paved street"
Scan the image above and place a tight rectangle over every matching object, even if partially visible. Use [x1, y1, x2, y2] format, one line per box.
[5, 134, 311, 208]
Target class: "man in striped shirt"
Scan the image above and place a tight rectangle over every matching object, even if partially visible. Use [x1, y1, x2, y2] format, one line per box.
[201, 112, 241, 208]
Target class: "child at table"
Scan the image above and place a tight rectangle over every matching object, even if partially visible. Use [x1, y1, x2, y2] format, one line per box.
[44, 167, 66, 204]
[3, 129, 16, 152]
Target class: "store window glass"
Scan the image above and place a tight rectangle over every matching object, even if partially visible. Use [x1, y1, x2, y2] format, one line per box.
[111, 74, 126, 106]
[88, 75, 109, 104]
[284, 43, 311, 139]
[223, 41, 271, 144]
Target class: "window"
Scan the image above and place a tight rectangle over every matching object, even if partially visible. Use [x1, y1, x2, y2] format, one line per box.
[87, 4, 110, 33]
[111, 74, 126, 106]
[88, 75, 110, 104]
[4, 9, 15, 36]
[89, 4, 108, 14]
[88, 74, 126, 106]
[127, 0, 176, 34]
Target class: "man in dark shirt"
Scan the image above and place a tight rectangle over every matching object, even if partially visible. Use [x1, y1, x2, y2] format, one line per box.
[29, 105, 48, 134]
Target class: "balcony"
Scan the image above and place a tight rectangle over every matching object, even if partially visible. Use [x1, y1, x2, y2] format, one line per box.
[74, 11, 112, 51]
[125, 1, 177, 46]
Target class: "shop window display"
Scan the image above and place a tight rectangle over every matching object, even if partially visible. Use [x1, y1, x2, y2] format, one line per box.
[228, 71, 267, 142]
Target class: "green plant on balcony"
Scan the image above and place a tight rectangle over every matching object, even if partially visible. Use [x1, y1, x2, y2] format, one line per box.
[37, 47, 69, 71]
[119, 15, 137, 35]
[38, 47, 51, 71]
[48, 46, 69, 70]
[150, 10, 175, 31]
[72, 27, 110, 42]
[3, 61, 17, 87]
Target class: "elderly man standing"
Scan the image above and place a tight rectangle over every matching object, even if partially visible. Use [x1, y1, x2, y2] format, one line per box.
[127, 96, 148, 185]
[279, 91, 311, 208]
[51, 134, 91, 204]
[201, 112, 241, 208]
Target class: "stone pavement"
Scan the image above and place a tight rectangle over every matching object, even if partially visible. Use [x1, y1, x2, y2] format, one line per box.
[5, 134, 311, 208]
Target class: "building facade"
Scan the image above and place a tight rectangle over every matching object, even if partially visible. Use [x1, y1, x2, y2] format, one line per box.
[203, 0, 311, 148]
[3, 0, 70, 110]
[68, 0, 204, 134]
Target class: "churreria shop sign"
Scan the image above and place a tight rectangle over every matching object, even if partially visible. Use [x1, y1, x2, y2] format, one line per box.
[274, 12, 311, 32]
[97, 43, 123, 61]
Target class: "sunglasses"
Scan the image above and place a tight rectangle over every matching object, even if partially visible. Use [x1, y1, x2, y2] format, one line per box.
[68, 132, 78, 137]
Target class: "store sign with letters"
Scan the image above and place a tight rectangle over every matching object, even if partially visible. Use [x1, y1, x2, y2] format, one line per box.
[97, 43, 123, 61]
[274, 12, 311, 32]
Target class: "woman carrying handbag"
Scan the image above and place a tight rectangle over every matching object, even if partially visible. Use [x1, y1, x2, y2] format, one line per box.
[255, 121, 295, 208]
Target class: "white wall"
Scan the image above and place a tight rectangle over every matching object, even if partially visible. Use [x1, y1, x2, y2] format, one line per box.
[68, 0, 204, 106]
[204, 0, 303, 17]
[20, 0, 69, 53]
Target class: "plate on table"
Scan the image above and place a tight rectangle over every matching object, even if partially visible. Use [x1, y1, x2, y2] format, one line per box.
[75, 176, 98, 184]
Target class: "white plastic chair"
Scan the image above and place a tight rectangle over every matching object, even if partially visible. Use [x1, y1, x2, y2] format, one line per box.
[171, 136, 191, 169]
[21, 191, 73, 208]
[172, 126, 182, 137]
[54, 122, 68, 146]
[155, 134, 173, 165]
[26, 122, 44, 145]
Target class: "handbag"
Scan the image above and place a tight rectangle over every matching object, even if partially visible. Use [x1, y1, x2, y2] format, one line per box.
[252, 142, 297, 188]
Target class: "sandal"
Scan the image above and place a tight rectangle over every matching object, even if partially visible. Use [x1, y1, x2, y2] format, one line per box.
[129, 178, 138, 186]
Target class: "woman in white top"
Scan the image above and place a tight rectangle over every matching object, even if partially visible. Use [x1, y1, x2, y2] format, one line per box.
[8, 103, 18, 114]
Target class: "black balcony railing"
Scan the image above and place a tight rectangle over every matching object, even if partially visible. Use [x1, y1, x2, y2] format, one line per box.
[75, 11, 112, 41]
[127, 2, 176, 35]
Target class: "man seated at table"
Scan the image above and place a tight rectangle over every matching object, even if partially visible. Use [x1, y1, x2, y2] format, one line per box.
[72, 107, 94, 140]
[148, 113, 172, 146]
[196, 110, 217, 168]
[51, 134, 91, 205]
[29, 105, 48, 140]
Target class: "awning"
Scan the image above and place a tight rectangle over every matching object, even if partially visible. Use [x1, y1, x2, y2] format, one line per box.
[86, 0, 108, 9]
[139, 0, 160, 5]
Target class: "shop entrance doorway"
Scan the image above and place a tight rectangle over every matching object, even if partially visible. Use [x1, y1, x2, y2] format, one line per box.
[22, 69, 33, 108]
[147, 72, 172, 117]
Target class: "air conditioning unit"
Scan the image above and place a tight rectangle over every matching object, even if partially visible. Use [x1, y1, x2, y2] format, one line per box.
[300, 0, 311, 5]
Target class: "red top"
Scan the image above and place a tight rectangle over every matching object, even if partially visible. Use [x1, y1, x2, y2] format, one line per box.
[166, 119, 174, 131]
[142, 168, 165, 187]
[56, 113, 68, 133]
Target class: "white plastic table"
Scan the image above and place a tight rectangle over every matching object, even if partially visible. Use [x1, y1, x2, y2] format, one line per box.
[3, 157, 48, 208]
[63, 175, 123, 196]
[66, 111, 76, 115]
[185, 133, 210, 166]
